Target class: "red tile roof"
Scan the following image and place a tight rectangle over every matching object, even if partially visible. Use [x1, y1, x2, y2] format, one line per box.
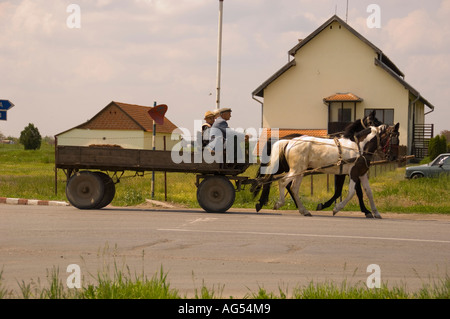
[323, 93, 363, 102]
[255, 128, 328, 155]
[263, 128, 328, 139]
[114, 102, 179, 134]
[74, 101, 179, 134]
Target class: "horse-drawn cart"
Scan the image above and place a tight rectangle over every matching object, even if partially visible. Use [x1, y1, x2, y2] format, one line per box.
[55, 145, 252, 213]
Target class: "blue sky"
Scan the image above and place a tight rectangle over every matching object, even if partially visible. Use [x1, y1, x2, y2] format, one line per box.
[0, 0, 448, 137]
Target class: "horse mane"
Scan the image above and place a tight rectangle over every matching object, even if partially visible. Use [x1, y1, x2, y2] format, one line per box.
[343, 112, 382, 141]
[343, 120, 364, 140]
[354, 127, 373, 142]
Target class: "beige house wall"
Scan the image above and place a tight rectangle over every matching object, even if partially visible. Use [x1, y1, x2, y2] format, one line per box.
[262, 20, 410, 145]
[57, 129, 180, 150]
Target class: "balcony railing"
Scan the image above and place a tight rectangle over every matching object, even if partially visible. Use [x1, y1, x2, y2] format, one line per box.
[412, 124, 434, 159]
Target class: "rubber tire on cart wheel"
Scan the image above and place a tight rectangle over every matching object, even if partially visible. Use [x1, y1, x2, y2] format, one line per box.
[197, 176, 235, 213]
[66, 171, 105, 210]
[93, 172, 116, 209]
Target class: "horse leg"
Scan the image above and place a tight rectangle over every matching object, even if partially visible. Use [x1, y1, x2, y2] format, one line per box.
[359, 174, 381, 219]
[273, 177, 291, 210]
[256, 181, 272, 212]
[316, 175, 345, 210]
[355, 180, 373, 218]
[286, 181, 298, 208]
[290, 175, 311, 216]
[332, 179, 357, 216]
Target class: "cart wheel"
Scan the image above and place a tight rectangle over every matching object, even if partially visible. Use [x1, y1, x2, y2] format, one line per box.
[197, 176, 235, 213]
[66, 171, 105, 210]
[93, 172, 116, 209]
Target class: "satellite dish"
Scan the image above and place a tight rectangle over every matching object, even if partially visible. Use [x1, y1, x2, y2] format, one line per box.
[148, 104, 168, 125]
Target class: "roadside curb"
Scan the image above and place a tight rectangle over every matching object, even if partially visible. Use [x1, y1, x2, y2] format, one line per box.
[0, 197, 69, 207]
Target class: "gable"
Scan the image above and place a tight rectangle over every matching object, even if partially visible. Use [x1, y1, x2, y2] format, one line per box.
[252, 15, 434, 112]
[114, 102, 179, 134]
[79, 103, 143, 131]
[57, 101, 180, 135]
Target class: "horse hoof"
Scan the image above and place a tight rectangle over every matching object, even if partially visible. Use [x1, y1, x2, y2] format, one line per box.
[332, 210, 338, 216]
[365, 213, 374, 218]
[374, 214, 382, 219]
[316, 203, 323, 211]
[304, 212, 312, 217]
[256, 203, 262, 213]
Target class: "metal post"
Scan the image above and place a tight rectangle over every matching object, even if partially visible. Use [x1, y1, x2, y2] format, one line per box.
[151, 101, 156, 199]
[216, 0, 224, 110]
[55, 136, 58, 196]
[164, 136, 167, 202]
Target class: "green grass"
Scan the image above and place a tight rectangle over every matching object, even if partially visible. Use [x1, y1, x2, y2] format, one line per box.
[0, 143, 449, 214]
[1, 263, 448, 299]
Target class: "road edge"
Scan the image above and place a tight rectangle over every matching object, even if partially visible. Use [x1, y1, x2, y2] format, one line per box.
[0, 197, 69, 207]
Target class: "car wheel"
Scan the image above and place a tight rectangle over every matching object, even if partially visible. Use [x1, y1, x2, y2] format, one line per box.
[411, 173, 424, 179]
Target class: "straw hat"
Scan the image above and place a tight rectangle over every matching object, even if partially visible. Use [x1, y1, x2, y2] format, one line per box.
[204, 111, 215, 119]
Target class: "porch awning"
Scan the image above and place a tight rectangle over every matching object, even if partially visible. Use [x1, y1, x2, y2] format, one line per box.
[323, 93, 363, 103]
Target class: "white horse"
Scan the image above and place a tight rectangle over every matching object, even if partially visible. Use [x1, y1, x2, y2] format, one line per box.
[262, 124, 399, 218]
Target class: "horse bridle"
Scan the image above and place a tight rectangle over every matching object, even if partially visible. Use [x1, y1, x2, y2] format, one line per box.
[376, 126, 399, 160]
[361, 115, 377, 129]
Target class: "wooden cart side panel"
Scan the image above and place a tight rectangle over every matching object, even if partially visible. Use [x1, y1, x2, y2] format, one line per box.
[137, 150, 222, 172]
[56, 146, 139, 167]
[55, 146, 248, 175]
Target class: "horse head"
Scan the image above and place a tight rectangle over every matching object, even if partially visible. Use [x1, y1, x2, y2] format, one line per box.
[355, 123, 400, 162]
[363, 110, 383, 128]
[379, 123, 400, 161]
[343, 111, 382, 141]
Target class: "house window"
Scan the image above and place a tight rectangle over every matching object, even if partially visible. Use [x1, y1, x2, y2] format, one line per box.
[330, 102, 354, 122]
[338, 108, 352, 122]
[365, 109, 394, 125]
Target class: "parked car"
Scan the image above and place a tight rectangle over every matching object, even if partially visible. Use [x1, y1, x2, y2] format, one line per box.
[405, 153, 450, 179]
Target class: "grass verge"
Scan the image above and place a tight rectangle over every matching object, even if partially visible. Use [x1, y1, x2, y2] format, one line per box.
[1, 265, 448, 299]
[1, 143, 449, 214]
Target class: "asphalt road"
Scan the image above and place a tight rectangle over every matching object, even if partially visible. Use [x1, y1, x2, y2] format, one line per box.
[1, 204, 449, 298]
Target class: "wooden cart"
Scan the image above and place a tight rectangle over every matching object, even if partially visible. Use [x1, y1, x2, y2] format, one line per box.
[55, 146, 252, 213]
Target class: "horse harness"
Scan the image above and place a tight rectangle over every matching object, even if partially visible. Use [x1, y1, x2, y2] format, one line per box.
[258, 126, 396, 186]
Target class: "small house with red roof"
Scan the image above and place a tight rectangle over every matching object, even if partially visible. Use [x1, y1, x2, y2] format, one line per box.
[55, 101, 181, 150]
[252, 15, 436, 158]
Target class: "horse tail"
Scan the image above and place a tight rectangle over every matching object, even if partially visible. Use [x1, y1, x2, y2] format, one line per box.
[255, 139, 291, 212]
[251, 137, 274, 198]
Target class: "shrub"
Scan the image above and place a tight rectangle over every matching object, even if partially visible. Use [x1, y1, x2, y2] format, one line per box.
[19, 123, 42, 150]
[428, 135, 447, 160]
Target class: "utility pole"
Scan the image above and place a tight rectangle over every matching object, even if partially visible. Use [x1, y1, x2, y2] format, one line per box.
[216, 0, 224, 110]
[346, 0, 349, 22]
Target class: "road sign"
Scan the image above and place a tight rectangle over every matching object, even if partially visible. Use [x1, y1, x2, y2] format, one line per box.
[0, 100, 14, 111]
[148, 104, 168, 125]
[0, 110, 7, 121]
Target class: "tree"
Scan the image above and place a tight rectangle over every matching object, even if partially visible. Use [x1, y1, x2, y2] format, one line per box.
[428, 134, 447, 160]
[441, 130, 450, 152]
[19, 123, 42, 150]
[441, 130, 450, 142]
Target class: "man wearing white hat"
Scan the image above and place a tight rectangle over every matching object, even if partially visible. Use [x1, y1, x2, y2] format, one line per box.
[207, 108, 249, 163]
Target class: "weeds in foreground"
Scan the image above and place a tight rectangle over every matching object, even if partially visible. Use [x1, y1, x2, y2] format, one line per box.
[1, 266, 448, 299]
